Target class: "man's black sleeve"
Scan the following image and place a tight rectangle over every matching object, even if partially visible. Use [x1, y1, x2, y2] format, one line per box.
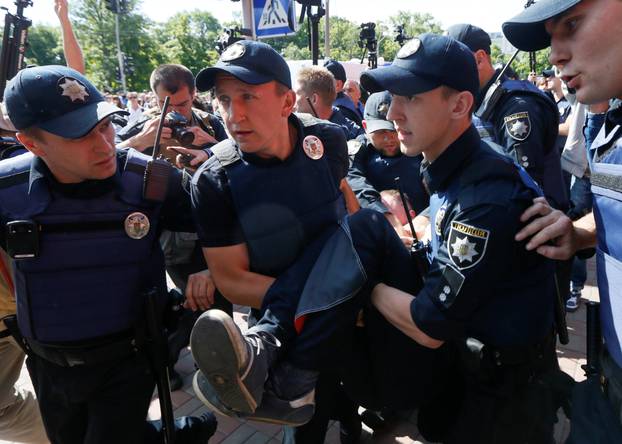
[347, 143, 388, 213]
[209, 116, 228, 142]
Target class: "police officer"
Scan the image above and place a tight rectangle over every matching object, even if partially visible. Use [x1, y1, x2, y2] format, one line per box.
[186, 40, 357, 431]
[1, 65, 216, 444]
[324, 59, 364, 126]
[347, 90, 429, 239]
[447, 23, 569, 212]
[506, 0, 622, 441]
[360, 33, 562, 443]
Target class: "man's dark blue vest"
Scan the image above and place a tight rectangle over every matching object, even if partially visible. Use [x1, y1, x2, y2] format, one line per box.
[210, 115, 346, 277]
[0, 149, 165, 342]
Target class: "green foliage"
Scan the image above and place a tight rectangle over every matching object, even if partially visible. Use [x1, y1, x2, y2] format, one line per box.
[381, 11, 443, 62]
[25, 25, 66, 66]
[491, 44, 551, 79]
[156, 10, 221, 76]
[72, 0, 159, 92]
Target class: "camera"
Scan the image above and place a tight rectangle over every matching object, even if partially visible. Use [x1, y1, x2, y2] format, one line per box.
[164, 111, 195, 147]
[358, 22, 376, 48]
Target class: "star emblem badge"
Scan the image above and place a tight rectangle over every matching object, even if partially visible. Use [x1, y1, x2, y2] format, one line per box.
[59, 77, 89, 103]
[450, 235, 478, 263]
[510, 120, 528, 138]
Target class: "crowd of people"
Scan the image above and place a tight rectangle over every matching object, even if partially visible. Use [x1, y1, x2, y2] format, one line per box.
[1, 0, 621, 443]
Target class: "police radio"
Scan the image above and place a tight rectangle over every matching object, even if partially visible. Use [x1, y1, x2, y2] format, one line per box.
[474, 49, 521, 122]
[143, 96, 173, 202]
[395, 177, 429, 280]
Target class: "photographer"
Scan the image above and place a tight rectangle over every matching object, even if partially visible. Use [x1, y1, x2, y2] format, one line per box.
[117, 64, 227, 168]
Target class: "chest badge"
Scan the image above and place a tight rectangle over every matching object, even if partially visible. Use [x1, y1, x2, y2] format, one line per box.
[303, 135, 324, 160]
[125, 212, 150, 239]
[447, 221, 489, 270]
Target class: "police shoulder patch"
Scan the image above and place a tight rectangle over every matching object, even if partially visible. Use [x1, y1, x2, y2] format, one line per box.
[447, 221, 489, 270]
[504, 111, 531, 141]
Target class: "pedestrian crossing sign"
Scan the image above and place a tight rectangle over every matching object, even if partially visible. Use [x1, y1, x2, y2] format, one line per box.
[252, 0, 298, 39]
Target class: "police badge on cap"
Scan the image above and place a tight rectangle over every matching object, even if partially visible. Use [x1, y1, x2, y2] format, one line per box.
[397, 38, 421, 59]
[125, 212, 150, 239]
[221, 43, 246, 62]
[58, 77, 90, 103]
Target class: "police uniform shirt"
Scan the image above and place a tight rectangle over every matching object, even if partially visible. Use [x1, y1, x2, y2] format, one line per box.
[334, 91, 363, 126]
[480, 72, 568, 211]
[329, 107, 365, 141]
[410, 125, 555, 347]
[191, 114, 349, 249]
[347, 135, 429, 214]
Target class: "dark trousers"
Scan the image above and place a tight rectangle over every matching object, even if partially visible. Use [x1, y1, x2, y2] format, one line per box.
[27, 351, 157, 444]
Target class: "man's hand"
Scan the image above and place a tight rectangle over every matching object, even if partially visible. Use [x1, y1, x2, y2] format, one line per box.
[54, 0, 69, 21]
[184, 269, 215, 311]
[121, 117, 172, 151]
[187, 126, 217, 147]
[515, 197, 579, 260]
[167, 146, 209, 169]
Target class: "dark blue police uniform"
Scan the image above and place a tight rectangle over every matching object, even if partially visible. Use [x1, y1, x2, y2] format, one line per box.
[1, 65, 215, 444]
[329, 106, 364, 141]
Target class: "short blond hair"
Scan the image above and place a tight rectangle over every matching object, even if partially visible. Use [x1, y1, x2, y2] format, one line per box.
[296, 66, 337, 107]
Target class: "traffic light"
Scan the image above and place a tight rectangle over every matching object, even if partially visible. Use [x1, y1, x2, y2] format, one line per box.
[104, 0, 118, 13]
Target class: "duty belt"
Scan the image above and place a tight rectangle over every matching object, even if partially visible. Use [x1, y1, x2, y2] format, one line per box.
[26, 329, 140, 367]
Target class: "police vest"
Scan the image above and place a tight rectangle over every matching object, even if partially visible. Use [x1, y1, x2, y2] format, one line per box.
[589, 121, 622, 367]
[0, 149, 165, 342]
[357, 142, 428, 214]
[210, 115, 346, 277]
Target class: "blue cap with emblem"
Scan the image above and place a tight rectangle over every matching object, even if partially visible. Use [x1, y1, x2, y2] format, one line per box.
[446, 24, 492, 54]
[363, 91, 395, 133]
[502, 0, 582, 51]
[360, 33, 479, 99]
[4, 65, 126, 139]
[196, 40, 292, 92]
[323, 59, 347, 82]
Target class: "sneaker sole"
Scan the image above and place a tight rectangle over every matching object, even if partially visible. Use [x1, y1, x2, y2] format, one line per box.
[190, 310, 257, 414]
[192, 372, 312, 427]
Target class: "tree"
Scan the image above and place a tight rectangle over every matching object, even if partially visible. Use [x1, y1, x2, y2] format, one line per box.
[25, 25, 66, 66]
[380, 11, 443, 62]
[71, 0, 160, 92]
[156, 10, 221, 76]
[491, 44, 551, 80]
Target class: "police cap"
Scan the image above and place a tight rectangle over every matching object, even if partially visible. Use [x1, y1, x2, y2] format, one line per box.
[196, 40, 292, 92]
[5, 65, 126, 139]
[502, 0, 582, 51]
[364, 91, 395, 133]
[360, 33, 479, 99]
[446, 23, 492, 54]
[323, 59, 347, 82]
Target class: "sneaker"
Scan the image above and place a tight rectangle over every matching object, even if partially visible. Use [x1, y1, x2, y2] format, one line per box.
[566, 295, 580, 312]
[190, 310, 280, 414]
[193, 370, 315, 426]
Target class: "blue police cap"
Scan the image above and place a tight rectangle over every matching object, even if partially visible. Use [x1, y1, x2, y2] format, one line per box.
[446, 24, 492, 54]
[323, 59, 347, 82]
[4, 65, 126, 139]
[502, 0, 582, 51]
[360, 33, 479, 99]
[196, 40, 291, 92]
[364, 91, 395, 133]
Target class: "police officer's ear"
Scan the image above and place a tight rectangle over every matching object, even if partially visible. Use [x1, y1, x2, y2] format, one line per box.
[473, 49, 490, 69]
[280, 88, 297, 118]
[448, 90, 474, 121]
[15, 130, 46, 157]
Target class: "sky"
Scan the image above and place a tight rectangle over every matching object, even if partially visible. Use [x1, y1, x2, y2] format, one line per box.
[8, 0, 529, 33]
